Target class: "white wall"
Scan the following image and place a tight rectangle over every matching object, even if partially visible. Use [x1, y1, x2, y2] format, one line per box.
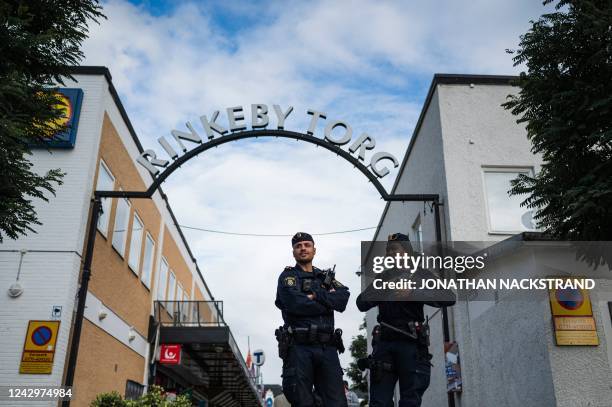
[0, 74, 107, 404]
[435, 83, 543, 407]
[375, 80, 612, 407]
[437, 83, 542, 242]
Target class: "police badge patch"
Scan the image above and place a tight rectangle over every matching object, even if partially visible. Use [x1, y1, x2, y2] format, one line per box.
[284, 276, 296, 287]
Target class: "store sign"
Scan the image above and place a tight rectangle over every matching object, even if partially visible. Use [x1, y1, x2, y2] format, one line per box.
[549, 282, 599, 346]
[136, 104, 399, 179]
[34, 88, 84, 149]
[159, 344, 181, 364]
[19, 320, 60, 374]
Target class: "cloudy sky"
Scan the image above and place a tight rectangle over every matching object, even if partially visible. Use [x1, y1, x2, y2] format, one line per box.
[82, 0, 548, 385]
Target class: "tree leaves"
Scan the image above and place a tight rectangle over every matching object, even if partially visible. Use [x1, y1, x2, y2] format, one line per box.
[503, 0, 612, 240]
[0, 0, 104, 242]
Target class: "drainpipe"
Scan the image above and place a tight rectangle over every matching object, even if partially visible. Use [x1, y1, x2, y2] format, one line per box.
[434, 198, 455, 407]
[62, 198, 101, 407]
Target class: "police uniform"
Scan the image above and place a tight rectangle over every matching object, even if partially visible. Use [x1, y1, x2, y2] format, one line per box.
[356, 233, 455, 407]
[275, 232, 350, 407]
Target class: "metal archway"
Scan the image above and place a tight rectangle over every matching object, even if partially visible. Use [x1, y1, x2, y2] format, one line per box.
[95, 129, 437, 202]
[63, 128, 450, 406]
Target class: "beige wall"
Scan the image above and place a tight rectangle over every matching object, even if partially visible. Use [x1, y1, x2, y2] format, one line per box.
[72, 321, 145, 407]
[72, 110, 215, 403]
[72, 114, 161, 402]
[88, 113, 161, 336]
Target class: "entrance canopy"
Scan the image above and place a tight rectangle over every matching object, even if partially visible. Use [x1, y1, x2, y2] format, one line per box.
[153, 301, 261, 407]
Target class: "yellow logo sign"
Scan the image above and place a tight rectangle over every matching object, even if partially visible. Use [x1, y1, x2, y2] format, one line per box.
[45, 92, 73, 136]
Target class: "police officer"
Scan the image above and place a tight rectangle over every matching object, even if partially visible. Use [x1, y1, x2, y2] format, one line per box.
[356, 233, 455, 407]
[275, 232, 350, 407]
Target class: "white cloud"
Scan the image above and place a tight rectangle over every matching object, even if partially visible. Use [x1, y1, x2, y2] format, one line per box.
[83, 0, 548, 384]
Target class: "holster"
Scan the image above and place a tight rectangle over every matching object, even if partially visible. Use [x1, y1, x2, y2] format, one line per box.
[275, 326, 292, 360]
[416, 320, 430, 347]
[357, 355, 393, 383]
[333, 328, 345, 354]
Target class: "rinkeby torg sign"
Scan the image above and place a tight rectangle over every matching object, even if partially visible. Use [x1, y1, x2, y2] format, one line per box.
[136, 104, 399, 179]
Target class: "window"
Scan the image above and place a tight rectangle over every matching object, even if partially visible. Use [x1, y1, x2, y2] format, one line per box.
[483, 168, 536, 233]
[167, 271, 176, 313]
[176, 283, 184, 305]
[412, 216, 423, 252]
[176, 283, 185, 323]
[125, 380, 144, 400]
[96, 161, 115, 236]
[141, 233, 155, 288]
[112, 197, 131, 256]
[157, 258, 168, 301]
[127, 214, 143, 272]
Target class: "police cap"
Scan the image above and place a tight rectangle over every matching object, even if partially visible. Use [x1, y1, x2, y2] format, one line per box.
[387, 232, 412, 252]
[292, 232, 314, 246]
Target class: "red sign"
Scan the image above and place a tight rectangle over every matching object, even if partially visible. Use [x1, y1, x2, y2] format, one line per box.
[159, 344, 181, 365]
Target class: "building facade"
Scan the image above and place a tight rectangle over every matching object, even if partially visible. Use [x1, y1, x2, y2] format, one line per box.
[0, 67, 258, 406]
[366, 74, 612, 407]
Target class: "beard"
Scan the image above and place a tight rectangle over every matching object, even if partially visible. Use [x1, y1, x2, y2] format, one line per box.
[295, 253, 314, 264]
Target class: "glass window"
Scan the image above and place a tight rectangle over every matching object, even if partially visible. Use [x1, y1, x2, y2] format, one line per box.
[141, 234, 155, 288]
[96, 161, 114, 236]
[167, 271, 176, 313]
[176, 284, 184, 304]
[483, 169, 536, 232]
[128, 214, 143, 273]
[157, 258, 168, 301]
[176, 283, 184, 322]
[412, 216, 423, 252]
[112, 197, 131, 257]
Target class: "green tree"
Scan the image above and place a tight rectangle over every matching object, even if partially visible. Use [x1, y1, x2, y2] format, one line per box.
[346, 318, 368, 393]
[503, 0, 612, 240]
[0, 0, 104, 242]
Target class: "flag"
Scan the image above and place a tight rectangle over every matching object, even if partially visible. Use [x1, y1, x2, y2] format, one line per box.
[246, 349, 253, 371]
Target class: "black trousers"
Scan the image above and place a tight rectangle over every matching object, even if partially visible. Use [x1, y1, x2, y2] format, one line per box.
[369, 340, 431, 407]
[282, 344, 348, 407]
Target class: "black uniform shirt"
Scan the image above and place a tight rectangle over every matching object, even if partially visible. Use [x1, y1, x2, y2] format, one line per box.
[356, 267, 455, 336]
[275, 264, 350, 331]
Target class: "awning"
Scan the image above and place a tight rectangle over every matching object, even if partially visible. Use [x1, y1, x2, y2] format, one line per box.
[154, 301, 261, 407]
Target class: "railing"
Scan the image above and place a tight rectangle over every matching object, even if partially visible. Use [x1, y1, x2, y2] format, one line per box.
[154, 300, 224, 327]
[153, 300, 260, 396]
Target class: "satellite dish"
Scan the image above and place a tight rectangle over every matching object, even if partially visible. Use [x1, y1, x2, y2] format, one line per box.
[521, 210, 535, 230]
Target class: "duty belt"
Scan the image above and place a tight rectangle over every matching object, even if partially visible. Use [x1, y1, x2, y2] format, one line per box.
[379, 319, 430, 346]
[291, 327, 335, 344]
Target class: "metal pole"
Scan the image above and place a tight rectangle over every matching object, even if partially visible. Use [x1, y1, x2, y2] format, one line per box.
[434, 199, 455, 407]
[62, 197, 101, 407]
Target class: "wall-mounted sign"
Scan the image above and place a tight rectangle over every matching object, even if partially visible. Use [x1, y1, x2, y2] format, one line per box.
[549, 282, 598, 346]
[159, 344, 181, 365]
[51, 305, 62, 319]
[34, 88, 83, 149]
[19, 320, 60, 374]
[136, 104, 399, 180]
